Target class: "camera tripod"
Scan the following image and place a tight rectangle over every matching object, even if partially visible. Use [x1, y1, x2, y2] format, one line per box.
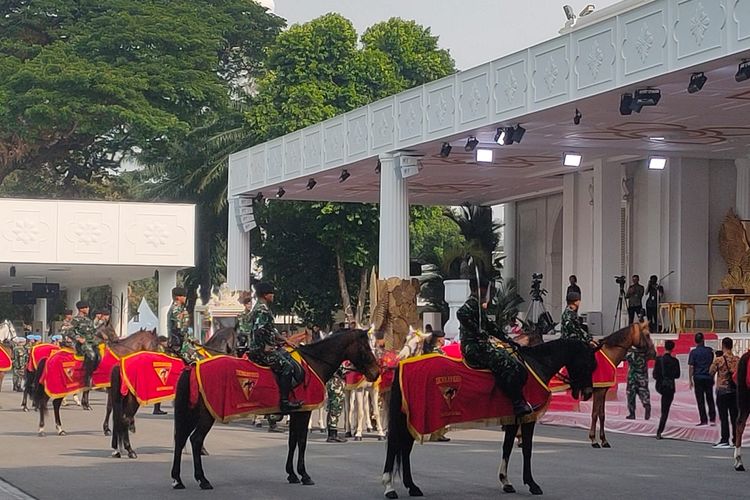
[612, 284, 626, 332]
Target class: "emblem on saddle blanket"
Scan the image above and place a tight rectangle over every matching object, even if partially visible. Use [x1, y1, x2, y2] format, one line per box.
[120, 352, 184, 405]
[399, 354, 551, 437]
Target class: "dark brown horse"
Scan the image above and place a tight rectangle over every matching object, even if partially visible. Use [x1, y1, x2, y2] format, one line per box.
[170, 329, 380, 490]
[734, 351, 750, 471]
[588, 319, 655, 448]
[33, 328, 158, 437]
[382, 339, 597, 498]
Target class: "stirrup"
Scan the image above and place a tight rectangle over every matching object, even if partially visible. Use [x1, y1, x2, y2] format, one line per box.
[280, 400, 303, 413]
[512, 400, 533, 417]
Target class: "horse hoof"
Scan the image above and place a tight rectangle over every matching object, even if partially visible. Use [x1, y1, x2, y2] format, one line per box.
[385, 492, 398, 499]
[408, 486, 423, 497]
[129, 425, 136, 433]
[128, 451, 137, 459]
[200, 447, 209, 456]
[301, 477, 315, 486]
[287, 474, 301, 484]
[38, 431, 46, 437]
[112, 451, 121, 458]
[602, 442, 611, 449]
[22, 407, 28, 413]
[736, 465, 746, 472]
[104, 430, 111, 437]
[198, 480, 213, 490]
[526, 483, 543, 495]
[58, 429, 66, 436]
[503, 485, 516, 493]
[591, 443, 601, 449]
[172, 479, 185, 490]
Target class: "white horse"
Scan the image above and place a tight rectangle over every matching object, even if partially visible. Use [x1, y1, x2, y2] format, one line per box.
[0, 320, 17, 341]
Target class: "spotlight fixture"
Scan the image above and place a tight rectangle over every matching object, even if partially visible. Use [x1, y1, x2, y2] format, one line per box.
[619, 93, 634, 115]
[688, 72, 707, 93]
[9, 265, 16, 278]
[253, 192, 264, 203]
[648, 157, 667, 170]
[464, 136, 479, 152]
[276, 187, 286, 198]
[563, 152, 582, 167]
[736, 60, 750, 83]
[579, 4, 595, 16]
[494, 127, 509, 145]
[563, 5, 576, 21]
[306, 178, 317, 190]
[620, 89, 661, 115]
[573, 108, 582, 125]
[495, 125, 526, 145]
[440, 142, 452, 157]
[375, 159, 381, 174]
[338, 169, 351, 183]
[476, 148, 493, 163]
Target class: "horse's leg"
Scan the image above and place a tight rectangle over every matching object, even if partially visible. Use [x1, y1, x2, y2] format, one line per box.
[295, 412, 315, 485]
[382, 436, 399, 499]
[735, 408, 748, 471]
[190, 404, 216, 490]
[521, 422, 542, 495]
[589, 390, 600, 448]
[499, 424, 518, 493]
[82, 390, 92, 411]
[103, 388, 112, 436]
[371, 387, 385, 439]
[171, 374, 197, 489]
[354, 388, 365, 440]
[37, 395, 47, 436]
[401, 435, 422, 497]
[599, 391, 610, 448]
[53, 398, 65, 436]
[285, 411, 301, 484]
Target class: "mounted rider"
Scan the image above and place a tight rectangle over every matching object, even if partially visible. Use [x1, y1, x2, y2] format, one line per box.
[59, 310, 74, 348]
[560, 292, 593, 344]
[68, 300, 100, 388]
[236, 296, 253, 357]
[94, 309, 111, 330]
[12, 336, 28, 392]
[458, 279, 533, 418]
[246, 282, 303, 413]
[167, 287, 192, 363]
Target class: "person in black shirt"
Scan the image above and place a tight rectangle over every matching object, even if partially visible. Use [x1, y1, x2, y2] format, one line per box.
[566, 275, 581, 299]
[626, 275, 645, 324]
[645, 275, 664, 332]
[653, 340, 680, 439]
[688, 332, 716, 426]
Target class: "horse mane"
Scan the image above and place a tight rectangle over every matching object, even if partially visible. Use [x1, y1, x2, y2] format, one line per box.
[598, 324, 633, 347]
[296, 328, 364, 355]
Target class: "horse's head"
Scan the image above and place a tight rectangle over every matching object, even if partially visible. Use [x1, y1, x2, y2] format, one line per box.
[344, 329, 380, 382]
[565, 340, 597, 401]
[633, 318, 656, 360]
[97, 325, 118, 343]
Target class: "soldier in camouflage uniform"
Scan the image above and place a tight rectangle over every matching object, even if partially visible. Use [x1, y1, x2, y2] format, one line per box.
[69, 301, 100, 388]
[93, 309, 110, 330]
[560, 292, 593, 343]
[246, 282, 302, 413]
[167, 287, 192, 363]
[458, 279, 532, 417]
[325, 366, 347, 443]
[152, 335, 170, 415]
[625, 347, 651, 420]
[236, 296, 253, 357]
[12, 337, 28, 392]
[59, 310, 74, 348]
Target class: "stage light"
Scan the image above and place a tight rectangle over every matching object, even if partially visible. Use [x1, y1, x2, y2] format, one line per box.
[563, 5, 576, 21]
[619, 93, 634, 115]
[494, 127, 509, 145]
[688, 72, 707, 93]
[476, 148, 493, 163]
[736, 61, 750, 83]
[574, 108, 582, 125]
[276, 187, 285, 198]
[440, 142, 452, 157]
[306, 178, 317, 190]
[375, 159, 381, 174]
[338, 169, 351, 183]
[9, 266, 16, 278]
[648, 157, 667, 170]
[632, 88, 661, 112]
[464, 136, 479, 152]
[579, 4, 595, 16]
[253, 192, 264, 203]
[563, 152, 582, 167]
[512, 125, 526, 143]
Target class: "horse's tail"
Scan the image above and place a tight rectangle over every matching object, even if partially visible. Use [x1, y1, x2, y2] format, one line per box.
[386, 367, 410, 478]
[31, 358, 48, 409]
[737, 352, 750, 411]
[173, 367, 194, 443]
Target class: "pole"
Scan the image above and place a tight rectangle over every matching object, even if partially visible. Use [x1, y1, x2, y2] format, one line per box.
[655, 270, 675, 333]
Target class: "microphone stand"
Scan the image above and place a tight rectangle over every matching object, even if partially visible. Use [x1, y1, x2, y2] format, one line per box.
[655, 271, 675, 333]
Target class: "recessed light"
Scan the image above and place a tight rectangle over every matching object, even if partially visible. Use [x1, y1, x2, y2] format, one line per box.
[648, 157, 667, 170]
[24, 275, 45, 280]
[563, 152, 582, 167]
[48, 267, 71, 272]
[476, 148, 493, 163]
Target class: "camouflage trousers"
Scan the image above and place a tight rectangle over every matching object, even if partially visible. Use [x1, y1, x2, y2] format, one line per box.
[12, 368, 24, 392]
[626, 371, 651, 414]
[248, 348, 296, 377]
[75, 342, 100, 367]
[462, 343, 527, 391]
[326, 375, 345, 430]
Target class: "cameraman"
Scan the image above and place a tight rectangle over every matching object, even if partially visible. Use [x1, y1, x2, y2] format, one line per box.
[625, 275, 645, 324]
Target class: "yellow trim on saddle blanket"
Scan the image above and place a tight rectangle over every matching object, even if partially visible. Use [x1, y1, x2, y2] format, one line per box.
[119, 351, 184, 406]
[593, 349, 617, 388]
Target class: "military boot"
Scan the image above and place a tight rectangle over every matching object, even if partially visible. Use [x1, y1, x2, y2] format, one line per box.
[278, 371, 303, 413]
[326, 429, 347, 443]
[644, 404, 651, 421]
[499, 368, 533, 418]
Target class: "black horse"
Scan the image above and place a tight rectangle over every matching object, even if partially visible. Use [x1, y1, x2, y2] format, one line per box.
[170, 329, 381, 490]
[382, 339, 597, 498]
[109, 327, 240, 458]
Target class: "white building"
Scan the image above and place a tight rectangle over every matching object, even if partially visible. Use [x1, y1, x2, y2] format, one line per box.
[226, 0, 750, 335]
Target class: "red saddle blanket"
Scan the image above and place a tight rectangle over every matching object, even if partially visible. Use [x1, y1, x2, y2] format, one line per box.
[120, 352, 185, 405]
[40, 346, 120, 398]
[548, 349, 617, 392]
[189, 355, 326, 423]
[0, 347, 11, 371]
[27, 343, 60, 372]
[399, 353, 551, 437]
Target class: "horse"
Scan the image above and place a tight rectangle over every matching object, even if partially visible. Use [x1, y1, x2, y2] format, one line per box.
[170, 328, 381, 490]
[108, 327, 240, 458]
[588, 319, 656, 448]
[381, 338, 597, 498]
[0, 340, 12, 392]
[733, 351, 750, 471]
[32, 328, 158, 437]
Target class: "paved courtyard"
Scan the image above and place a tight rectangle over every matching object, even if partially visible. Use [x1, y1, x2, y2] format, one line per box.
[0, 380, 746, 500]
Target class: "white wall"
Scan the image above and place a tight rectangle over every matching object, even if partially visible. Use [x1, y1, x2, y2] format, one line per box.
[708, 161, 737, 293]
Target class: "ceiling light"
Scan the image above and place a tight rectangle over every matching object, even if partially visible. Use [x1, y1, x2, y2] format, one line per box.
[736, 60, 750, 83]
[276, 187, 286, 198]
[253, 192, 264, 203]
[494, 127, 508, 145]
[440, 142, 452, 157]
[512, 125, 526, 143]
[375, 159, 381, 174]
[563, 152, 582, 167]
[632, 88, 661, 112]
[574, 108, 582, 125]
[495, 125, 525, 146]
[476, 148, 493, 163]
[563, 5, 576, 21]
[338, 169, 351, 183]
[688, 72, 707, 93]
[464, 136, 479, 152]
[619, 93, 634, 115]
[648, 157, 667, 170]
[306, 178, 317, 190]
[579, 4, 595, 16]
[10, 266, 16, 278]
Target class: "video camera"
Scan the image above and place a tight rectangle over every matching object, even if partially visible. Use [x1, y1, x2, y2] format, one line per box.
[530, 273, 547, 302]
[614, 275, 626, 286]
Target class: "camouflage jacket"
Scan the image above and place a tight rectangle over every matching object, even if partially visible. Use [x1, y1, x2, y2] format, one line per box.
[625, 349, 648, 375]
[560, 307, 592, 343]
[247, 301, 284, 353]
[12, 345, 28, 369]
[457, 295, 512, 347]
[71, 315, 97, 344]
[236, 309, 253, 334]
[168, 301, 190, 337]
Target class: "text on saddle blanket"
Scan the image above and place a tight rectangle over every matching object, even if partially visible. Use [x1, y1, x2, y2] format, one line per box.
[399, 353, 551, 437]
[119, 351, 185, 405]
[189, 353, 326, 423]
[0, 346, 11, 371]
[40, 345, 120, 398]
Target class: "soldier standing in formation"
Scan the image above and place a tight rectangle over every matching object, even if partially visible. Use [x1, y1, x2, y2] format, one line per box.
[625, 347, 651, 420]
[246, 282, 302, 413]
[560, 292, 593, 343]
[325, 367, 347, 443]
[11, 336, 28, 392]
[167, 287, 192, 363]
[68, 301, 100, 389]
[458, 279, 533, 418]
[236, 296, 253, 357]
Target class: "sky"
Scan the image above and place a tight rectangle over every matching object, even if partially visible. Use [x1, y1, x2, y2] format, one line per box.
[274, 0, 622, 70]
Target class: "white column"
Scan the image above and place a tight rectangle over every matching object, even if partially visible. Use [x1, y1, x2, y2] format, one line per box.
[736, 158, 750, 220]
[378, 153, 410, 278]
[502, 202, 516, 282]
[227, 198, 252, 291]
[111, 280, 129, 337]
[33, 298, 48, 340]
[66, 287, 81, 312]
[158, 268, 177, 336]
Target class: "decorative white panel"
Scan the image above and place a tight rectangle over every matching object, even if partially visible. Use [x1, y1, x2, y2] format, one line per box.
[228, 150, 249, 196]
[492, 56, 528, 119]
[732, 0, 750, 50]
[458, 67, 490, 126]
[57, 202, 118, 263]
[120, 204, 194, 266]
[284, 132, 302, 177]
[620, 3, 669, 82]
[0, 200, 56, 262]
[266, 139, 283, 182]
[672, 0, 727, 66]
[346, 111, 369, 159]
[323, 117, 346, 166]
[249, 148, 266, 189]
[424, 79, 455, 139]
[530, 40, 570, 106]
[370, 98, 395, 150]
[396, 89, 423, 146]
[302, 128, 322, 172]
[574, 20, 617, 94]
